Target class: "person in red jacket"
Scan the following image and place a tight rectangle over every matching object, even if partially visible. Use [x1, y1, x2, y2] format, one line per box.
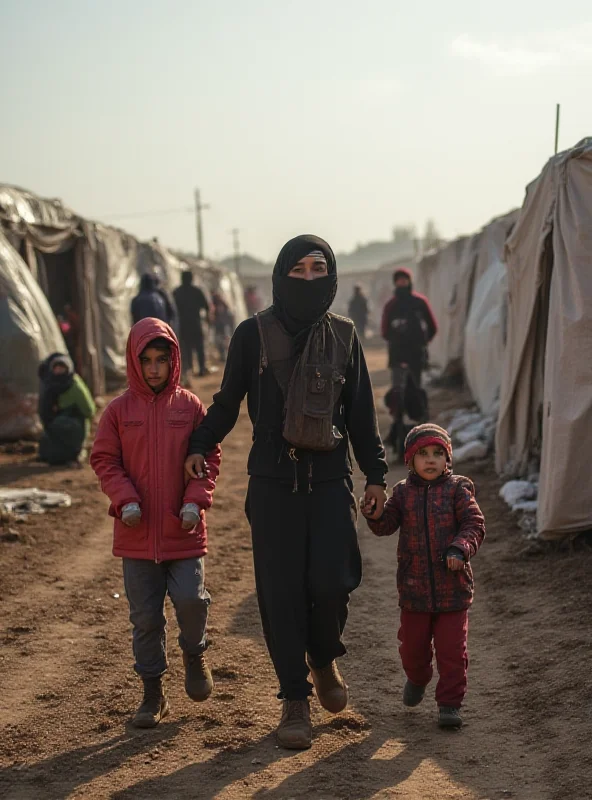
[90, 317, 221, 728]
[381, 268, 438, 388]
[362, 424, 485, 730]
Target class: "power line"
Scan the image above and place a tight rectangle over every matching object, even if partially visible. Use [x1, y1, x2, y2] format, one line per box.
[98, 206, 194, 221]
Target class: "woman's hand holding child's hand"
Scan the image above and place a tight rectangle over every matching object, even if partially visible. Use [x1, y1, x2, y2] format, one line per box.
[360, 485, 387, 520]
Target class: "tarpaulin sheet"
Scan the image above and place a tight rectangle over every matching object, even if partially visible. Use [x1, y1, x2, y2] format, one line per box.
[464, 212, 518, 414]
[416, 237, 471, 375]
[0, 230, 66, 440]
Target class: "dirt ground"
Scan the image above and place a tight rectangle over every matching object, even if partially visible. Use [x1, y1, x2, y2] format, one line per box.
[2, 348, 592, 800]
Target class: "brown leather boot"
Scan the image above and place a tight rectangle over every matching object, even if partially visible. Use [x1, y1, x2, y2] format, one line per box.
[132, 677, 169, 728]
[309, 660, 348, 713]
[183, 652, 214, 701]
[276, 699, 312, 750]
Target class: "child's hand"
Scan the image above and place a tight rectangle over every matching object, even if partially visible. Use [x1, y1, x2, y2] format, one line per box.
[360, 495, 375, 518]
[180, 503, 201, 530]
[121, 503, 141, 527]
[360, 485, 387, 520]
[447, 554, 465, 571]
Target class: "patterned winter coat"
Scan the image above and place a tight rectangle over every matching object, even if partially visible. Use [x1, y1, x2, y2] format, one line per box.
[367, 471, 485, 612]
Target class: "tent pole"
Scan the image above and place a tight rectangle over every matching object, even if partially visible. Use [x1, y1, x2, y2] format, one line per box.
[554, 104, 561, 155]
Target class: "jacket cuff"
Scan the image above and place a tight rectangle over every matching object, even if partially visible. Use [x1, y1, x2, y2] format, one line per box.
[365, 471, 387, 489]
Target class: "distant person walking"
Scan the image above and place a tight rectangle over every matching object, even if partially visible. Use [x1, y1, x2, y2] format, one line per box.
[381, 268, 437, 390]
[348, 285, 369, 339]
[173, 271, 210, 381]
[131, 274, 175, 326]
[37, 353, 95, 467]
[211, 291, 235, 362]
[244, 285, 263, 317]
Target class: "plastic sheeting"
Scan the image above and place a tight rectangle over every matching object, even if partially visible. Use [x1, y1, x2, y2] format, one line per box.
[464, 212, 518, 414]
[93, 225, 139, 385]
[0, 230, 67, 440]
[416, 237, 473, 375]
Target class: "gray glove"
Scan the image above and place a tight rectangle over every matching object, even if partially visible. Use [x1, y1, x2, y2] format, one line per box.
[180, 503, 200, 530]
[121, 502, 141, 527]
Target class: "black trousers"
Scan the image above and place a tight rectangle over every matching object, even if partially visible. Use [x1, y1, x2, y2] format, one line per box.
[245, 476, 362, 700]
[179, 328, 206, 376]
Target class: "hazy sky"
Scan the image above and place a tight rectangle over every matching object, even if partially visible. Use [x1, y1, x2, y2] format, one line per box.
[1, 0, 591, 261]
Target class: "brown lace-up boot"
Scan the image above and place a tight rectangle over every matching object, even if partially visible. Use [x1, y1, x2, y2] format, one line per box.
[309, 660, 349, 713]
[276, 699, 312, 749]
[183, 652, 214, 701]
[132, 677, 169, 728]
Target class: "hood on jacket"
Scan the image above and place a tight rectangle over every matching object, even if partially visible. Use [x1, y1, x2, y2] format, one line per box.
[126, 317, 181, 397]
[393, 267, 414, 290]
[140, 273, 159, 292]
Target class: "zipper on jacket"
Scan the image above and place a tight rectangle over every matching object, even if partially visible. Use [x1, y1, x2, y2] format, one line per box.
[152, 397, 160, 564]
[423, 484, 438, 612]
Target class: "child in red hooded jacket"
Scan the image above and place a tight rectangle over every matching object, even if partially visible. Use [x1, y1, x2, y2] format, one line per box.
[90, 318, 221, 728]
[362, 423, 485, 730]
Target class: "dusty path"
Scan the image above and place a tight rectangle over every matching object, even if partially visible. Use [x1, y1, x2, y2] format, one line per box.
[1, 349, 591, 799]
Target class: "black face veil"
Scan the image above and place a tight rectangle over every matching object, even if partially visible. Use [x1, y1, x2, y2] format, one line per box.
[271, 234, 337, 338]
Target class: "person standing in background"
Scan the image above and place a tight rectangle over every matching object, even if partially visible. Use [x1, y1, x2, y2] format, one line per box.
[348, 285, 369, 340]
[173, 270, 211, 382]
[244, 285, 263, 317]
[131, 274, 174, 326]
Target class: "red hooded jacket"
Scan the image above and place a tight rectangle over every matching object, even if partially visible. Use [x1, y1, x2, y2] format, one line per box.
[90, 318, 221, 562]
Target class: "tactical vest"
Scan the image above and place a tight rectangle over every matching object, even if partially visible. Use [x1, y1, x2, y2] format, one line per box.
[256, 309, 355, 452]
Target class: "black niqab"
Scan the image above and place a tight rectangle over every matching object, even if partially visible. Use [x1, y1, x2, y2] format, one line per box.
[271, 235, 338, 345]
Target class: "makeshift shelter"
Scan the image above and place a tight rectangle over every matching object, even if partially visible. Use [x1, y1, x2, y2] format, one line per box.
[0, 230, 66, 439]
[415, 236, 475, 377]
[0, 184, 249, 441]
[496, 138, 592, 539]
[464, 211, 518, 414]
[0, 186, 104, 396]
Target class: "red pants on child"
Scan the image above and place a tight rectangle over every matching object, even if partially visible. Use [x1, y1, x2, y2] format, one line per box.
[398, 609, 469, 708]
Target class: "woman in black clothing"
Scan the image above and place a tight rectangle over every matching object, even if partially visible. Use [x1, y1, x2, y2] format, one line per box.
[185, 234, 387, 749]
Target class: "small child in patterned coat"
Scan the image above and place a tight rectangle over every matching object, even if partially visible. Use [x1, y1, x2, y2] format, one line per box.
[361, 423, 485, 729]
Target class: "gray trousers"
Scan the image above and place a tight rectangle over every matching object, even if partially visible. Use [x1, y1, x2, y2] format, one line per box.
[122, 557, 210, 679]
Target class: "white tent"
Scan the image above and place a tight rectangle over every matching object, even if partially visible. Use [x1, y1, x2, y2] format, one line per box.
[464, 211, 518, 414]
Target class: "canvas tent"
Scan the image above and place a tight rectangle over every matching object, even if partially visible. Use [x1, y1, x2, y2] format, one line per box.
[0, 230, 66, 439]
[496, 138, 592, 539]
[0, 184, 247, 441]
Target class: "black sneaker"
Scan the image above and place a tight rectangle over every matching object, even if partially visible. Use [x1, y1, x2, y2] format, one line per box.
[438, 706, 463, 729]
[403, 680, 426, 707]
[132, 677, 169, 728]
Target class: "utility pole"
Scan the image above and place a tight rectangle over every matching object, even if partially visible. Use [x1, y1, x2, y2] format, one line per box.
[554, 104, 561, 155]
[232, 228, 241, 275]
[194, 188, 210, 260]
